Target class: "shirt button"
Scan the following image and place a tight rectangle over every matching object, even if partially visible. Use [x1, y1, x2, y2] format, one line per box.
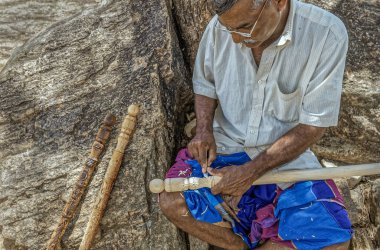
[221, 146, 226, 150]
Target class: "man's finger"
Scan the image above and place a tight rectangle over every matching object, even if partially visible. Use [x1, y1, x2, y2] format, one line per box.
[207, 145, 217, 167]
[187, 141, 197, 159]
[198, 144, 208, 172]
[206, 167, 223, 177]
[211, 182, 222, 195]
[187, 145, 194, 158]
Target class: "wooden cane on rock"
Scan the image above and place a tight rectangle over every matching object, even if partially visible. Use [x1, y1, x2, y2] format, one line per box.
[149, 163, 380, 193]
[47, 113, 116, 250]
[79, 104, 139, 250]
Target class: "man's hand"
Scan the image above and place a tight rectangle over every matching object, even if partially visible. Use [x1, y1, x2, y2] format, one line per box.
[205, 124, 326, 196]
[207, 164, 257, 196]
[190, 94, 218, 172]
[188, 131, 217, 173]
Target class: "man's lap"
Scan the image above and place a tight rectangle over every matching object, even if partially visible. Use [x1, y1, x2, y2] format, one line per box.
[165, 149, 352, 249]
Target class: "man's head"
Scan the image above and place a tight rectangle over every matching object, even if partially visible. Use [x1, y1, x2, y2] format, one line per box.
[213, 0, 289, 48]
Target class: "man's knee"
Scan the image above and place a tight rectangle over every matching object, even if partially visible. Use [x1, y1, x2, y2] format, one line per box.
[159, 192, 189, 221]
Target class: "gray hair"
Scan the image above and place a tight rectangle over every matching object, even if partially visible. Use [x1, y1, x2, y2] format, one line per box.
[212, 0, 265, 15]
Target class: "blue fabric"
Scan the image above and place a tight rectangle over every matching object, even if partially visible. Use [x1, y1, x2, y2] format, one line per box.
[277, 202, 352, 249]
[184, 188, 223, 223]
[183, 152, 275, 248]
[275, 181, 339, 216]
[237, 184, 277, 232]
[182, 153, 352, 249]
[275, 181, 352, 249]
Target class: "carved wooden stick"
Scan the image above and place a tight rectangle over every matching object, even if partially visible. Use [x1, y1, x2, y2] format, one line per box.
[47, 114, 116, 250]
[79, 104, 139, 250]
[149, 163, 380, 193]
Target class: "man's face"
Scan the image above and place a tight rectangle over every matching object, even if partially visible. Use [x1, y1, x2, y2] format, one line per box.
[218, 0, 285, 48]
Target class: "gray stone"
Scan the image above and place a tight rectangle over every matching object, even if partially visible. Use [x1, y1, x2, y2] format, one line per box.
[189, 234, 209, 250]
[347, 176, 363, 189]
[336, 178, 380, 249]
[307, 0, 380, 163]
[0, 0, 192, 249]
[0, 0, 379, 248]
[170, 0, 213, 72]
[320, 159, 339, 168]
[0, 0, 100, 70]
[371, 179, 380, 247]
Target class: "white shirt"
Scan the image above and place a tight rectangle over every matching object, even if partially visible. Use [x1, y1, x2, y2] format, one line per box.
[192, 0, 348, 187]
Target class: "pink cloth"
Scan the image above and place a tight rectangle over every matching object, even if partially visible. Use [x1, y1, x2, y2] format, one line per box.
[249, 190, 295, 248]
[165, 148, 192, 178]
[250, 204, 294, 248]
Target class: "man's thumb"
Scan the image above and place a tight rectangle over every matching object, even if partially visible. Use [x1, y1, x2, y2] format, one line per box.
[207, 167, 223, 177]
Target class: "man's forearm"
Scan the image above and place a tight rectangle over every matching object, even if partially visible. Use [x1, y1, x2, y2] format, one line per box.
[194, 94, 217, 133]
[247, 124, 326, 176]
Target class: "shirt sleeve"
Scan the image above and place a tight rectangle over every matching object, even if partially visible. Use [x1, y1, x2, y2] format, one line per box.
[192, 18, 217, 99]
[299, 27, 349, 127]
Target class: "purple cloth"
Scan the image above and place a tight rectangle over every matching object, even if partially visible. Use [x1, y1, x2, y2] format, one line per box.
[165, 148, 192, 178]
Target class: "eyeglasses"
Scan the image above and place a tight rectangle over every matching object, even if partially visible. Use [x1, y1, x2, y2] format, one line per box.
[216, 0, 269, 38]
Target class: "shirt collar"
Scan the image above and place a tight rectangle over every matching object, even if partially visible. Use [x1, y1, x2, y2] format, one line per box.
[276, 0, 297, 46]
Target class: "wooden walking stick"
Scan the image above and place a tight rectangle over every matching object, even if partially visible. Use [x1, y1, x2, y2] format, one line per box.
[79, 104, 139, 250]
[47, 113, 116, 250]
[149, 163, 380, 193]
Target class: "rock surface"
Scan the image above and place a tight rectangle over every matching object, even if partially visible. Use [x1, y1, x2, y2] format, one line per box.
[336, 178, 380, 248]
[307, 0, 380, 164]
[170, 0, 380, 248]
[0, 0, 100, 70]
[170, 0, 213, 71]
[0, 0, 192, 249]
[0, 0, 379, 249]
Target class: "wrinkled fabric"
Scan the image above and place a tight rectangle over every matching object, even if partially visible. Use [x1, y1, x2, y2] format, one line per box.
[165, 148, 192, 179]
[236, 184, 277, 232]
[275, 180, 353, 249]
[167, 149, 273, 248]
[165, 149, 352, 249]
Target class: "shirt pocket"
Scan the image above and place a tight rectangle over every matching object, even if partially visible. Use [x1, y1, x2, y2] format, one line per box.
[269, 82, 301, 122]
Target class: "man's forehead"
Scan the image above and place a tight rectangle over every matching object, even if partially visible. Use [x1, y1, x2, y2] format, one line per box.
[221, 0, 255, 16]
[218, 0, 258, 28]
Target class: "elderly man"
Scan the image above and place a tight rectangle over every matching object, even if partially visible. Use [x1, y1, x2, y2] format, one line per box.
[160, 0, 352, 249]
